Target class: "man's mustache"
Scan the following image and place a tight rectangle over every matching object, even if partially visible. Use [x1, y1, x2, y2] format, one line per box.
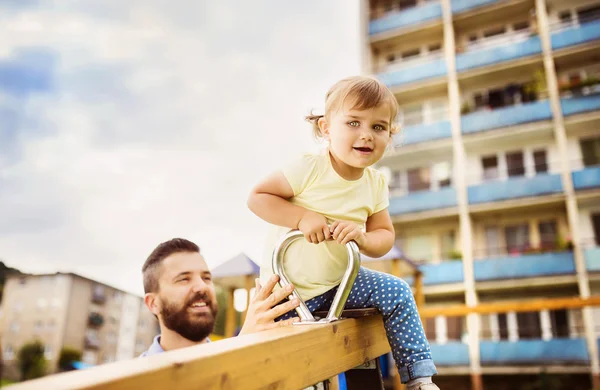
[185, 292, 214, 310]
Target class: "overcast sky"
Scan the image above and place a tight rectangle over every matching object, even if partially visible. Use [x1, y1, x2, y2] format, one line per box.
[0, 1, 363, 296]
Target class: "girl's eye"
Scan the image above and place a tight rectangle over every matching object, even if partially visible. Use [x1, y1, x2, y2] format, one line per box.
[348, 121, 359, 127]
[374, 125, 386, 131]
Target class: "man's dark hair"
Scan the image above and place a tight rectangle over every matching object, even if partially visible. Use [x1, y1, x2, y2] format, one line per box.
[142, 238, 200, 294]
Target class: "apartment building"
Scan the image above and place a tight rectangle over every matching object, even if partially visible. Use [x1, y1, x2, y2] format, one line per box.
[362, 0, 600, 388]
[0, 273, 158, 380]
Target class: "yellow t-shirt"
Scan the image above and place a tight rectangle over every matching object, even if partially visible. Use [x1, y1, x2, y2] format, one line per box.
[259, 151, 390, 301]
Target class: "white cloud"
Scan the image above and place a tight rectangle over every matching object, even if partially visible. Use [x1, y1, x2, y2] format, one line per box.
[0, 1, 362, 295]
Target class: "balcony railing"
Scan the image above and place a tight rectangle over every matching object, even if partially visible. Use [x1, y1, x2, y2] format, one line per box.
[389, 187, 457, 215]
[377, 58, 447, 88]
[572, 166, 600, 190]
[456, 35, 541, 73]
[551, 19, 600, 51]
[461, 100, 551, 134]
[561, 92, 600, 117]
[467, 173, 563, 204]
[480, 338, 589, 365]
[396, 120, 452, 145]
[451, 0, 499, 14]
[369, 2, 442, 36]
[586, 247, 600, 272]
[429, 342, 470, 366]
[474, 251, 575, 282]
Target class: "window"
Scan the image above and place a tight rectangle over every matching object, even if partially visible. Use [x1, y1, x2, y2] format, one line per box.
[428, 43, 442, 53]
[401, 103, 423, 126]
[425, 317, 436, 340]
[473, 93, 486, 109]
[559, 10, 572, 24]
[483, 25, 506, 38]
[580, 137, 600, 166]
[550, 309, 569, 338]
[506, 151, 525, 177]
[505, 224, 530, 253]
[403, 235, 434, 263]
[482, 155, 499, 180]
[533, 149, 548, 173]
[34, 320, 43, 333]
[517, 311, 542, 339]
[485, 227, 502, 257]
[386, 53, 396, 63]
[399, 0, 417, 10]
[433, 162, 451, 188]
[593, 214, 600, 246]
[441, 231, 456, 259]
[446, 316, 464, 341]
[497, 314, 509, 340]
[430, 100, 447, 122]
[401, 48, 420, 60]
[44, 345, 53, 360]
[4, 345, 14, 360]
[578, 4, 600, 24]
[407, 167, 430, 192]
[539, 221, 558, 249]
[513, 21, 530, 31]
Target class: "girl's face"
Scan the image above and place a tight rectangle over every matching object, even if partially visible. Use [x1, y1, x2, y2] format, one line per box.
[319, 102, 392, 177]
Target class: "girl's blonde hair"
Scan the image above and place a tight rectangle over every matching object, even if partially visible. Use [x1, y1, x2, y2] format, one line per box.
[306, 76, 400, 139]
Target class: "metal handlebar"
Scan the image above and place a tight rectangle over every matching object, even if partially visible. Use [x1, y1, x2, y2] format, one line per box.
[271, 229, 361, 323]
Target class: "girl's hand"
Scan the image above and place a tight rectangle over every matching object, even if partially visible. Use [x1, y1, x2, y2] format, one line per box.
[298, 211, 330, 244]
[330, 221, 366, 247]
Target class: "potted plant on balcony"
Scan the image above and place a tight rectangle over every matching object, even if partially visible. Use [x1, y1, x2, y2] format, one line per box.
[448, 250, 463, 260]
[460, 101, 472, 115]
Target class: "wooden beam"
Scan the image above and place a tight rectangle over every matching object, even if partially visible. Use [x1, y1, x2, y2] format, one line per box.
[414, 272, 425, 332]
[421, 296, 600, 318]
[225, 287, 236, 338]
[9, 316, 390, 390]
[241, 275, 254, 324]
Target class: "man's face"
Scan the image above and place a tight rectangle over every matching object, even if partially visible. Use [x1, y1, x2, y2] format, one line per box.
[152, 252, 218, 342]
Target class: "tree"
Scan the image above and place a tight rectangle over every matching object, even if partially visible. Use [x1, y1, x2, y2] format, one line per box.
[17, 341, 46, 381]
[58, 347, 82, 371]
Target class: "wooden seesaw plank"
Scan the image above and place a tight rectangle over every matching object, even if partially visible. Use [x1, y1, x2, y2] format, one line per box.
[8, 315, 390, 390]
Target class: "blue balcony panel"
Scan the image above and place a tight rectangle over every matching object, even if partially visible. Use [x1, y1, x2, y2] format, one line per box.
[451, 0, 499, 14]
[572, 166, 600, 190]
[468, 174, 563, 204]
[430, 342, 470, 366]
[421, 261, 464, 285]
[369, 2, 442, 35]
[481, 338, 589, 365]
[561, 93, 600, 117]
[474, 252, 575, 282]
[586, 247, 600, 272]
[456, 35, 541, 72]
[397, 120, 452, 145]
[378, 59, 447, 88]
[389, 187, 457, 215]
[461, 100, 551, 134]
[551, 20, 600, 50]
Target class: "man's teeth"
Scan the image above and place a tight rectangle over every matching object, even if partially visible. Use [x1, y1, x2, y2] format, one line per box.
[191, 302, 207, 307]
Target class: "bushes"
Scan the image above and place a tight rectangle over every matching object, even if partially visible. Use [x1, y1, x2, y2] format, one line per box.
[58, 347, 82, 371]
[17, 341, 46, 381]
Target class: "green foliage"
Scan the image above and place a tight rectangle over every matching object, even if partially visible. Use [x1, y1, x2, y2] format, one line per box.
[58, 347, 82, 371]
[17, 341, 46, 381]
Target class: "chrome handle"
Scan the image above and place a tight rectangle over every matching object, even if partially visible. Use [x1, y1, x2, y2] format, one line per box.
[271, 229, 361, 323]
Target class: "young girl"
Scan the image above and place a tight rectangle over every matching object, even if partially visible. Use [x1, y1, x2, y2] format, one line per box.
[247, 76, 439, 390]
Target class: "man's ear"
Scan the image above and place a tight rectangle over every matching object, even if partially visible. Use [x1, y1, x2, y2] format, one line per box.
[317, 116, 330, 140]
[144, 293, 161, 317]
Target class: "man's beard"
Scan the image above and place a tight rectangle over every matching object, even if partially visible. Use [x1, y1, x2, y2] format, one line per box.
[160, 292, 218, 342]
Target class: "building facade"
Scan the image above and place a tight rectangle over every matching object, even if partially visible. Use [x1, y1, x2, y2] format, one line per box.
[362, 0, 600, 388]
[0, 273, 158, 380]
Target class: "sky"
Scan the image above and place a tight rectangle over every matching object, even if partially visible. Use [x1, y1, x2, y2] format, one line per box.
[0, 1, 363, 296]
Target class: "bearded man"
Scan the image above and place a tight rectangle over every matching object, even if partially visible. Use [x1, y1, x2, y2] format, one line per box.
[140, 238, 299, 356]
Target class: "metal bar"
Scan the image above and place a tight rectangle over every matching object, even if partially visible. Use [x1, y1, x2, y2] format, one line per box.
[271, 229, 361, 323]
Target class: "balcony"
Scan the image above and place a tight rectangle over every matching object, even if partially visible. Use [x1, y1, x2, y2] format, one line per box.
[551, 19, 600, 51]
[468, 173, 563, 204]
[378, 58, 447, 88]
[561, 93, 600, 118]
[88, 312, 104, 327]
[586, 247, 600, 272]
[369, 2, 442, 36]
[430, 342, 470, 366]
[397, 120, 452, 145]
[451, 0, 499, 14]
[389, 187, 457, 215]
[461, 100, 551, 135]
[456, 35, 541, 73]
[474, 251, 575, 282]
[480, 338, 589, 365]
[572, 166, 600, 191]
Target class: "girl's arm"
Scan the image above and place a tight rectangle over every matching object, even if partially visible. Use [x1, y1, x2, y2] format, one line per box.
[247, 171, 330, 243]
[361, 209, 395, 258]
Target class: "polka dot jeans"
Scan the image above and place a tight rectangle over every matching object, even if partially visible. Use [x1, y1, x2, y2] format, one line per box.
[277, 267, 438, 384]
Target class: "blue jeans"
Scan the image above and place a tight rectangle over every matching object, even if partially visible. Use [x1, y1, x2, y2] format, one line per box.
[277, 267, 437, 383]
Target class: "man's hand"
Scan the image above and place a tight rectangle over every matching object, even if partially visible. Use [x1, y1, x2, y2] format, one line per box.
[238, 275, 300, 336]
[330, 220, 366, 247]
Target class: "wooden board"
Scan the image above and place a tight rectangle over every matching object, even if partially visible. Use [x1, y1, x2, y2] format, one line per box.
[8, 316, 390, 390]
